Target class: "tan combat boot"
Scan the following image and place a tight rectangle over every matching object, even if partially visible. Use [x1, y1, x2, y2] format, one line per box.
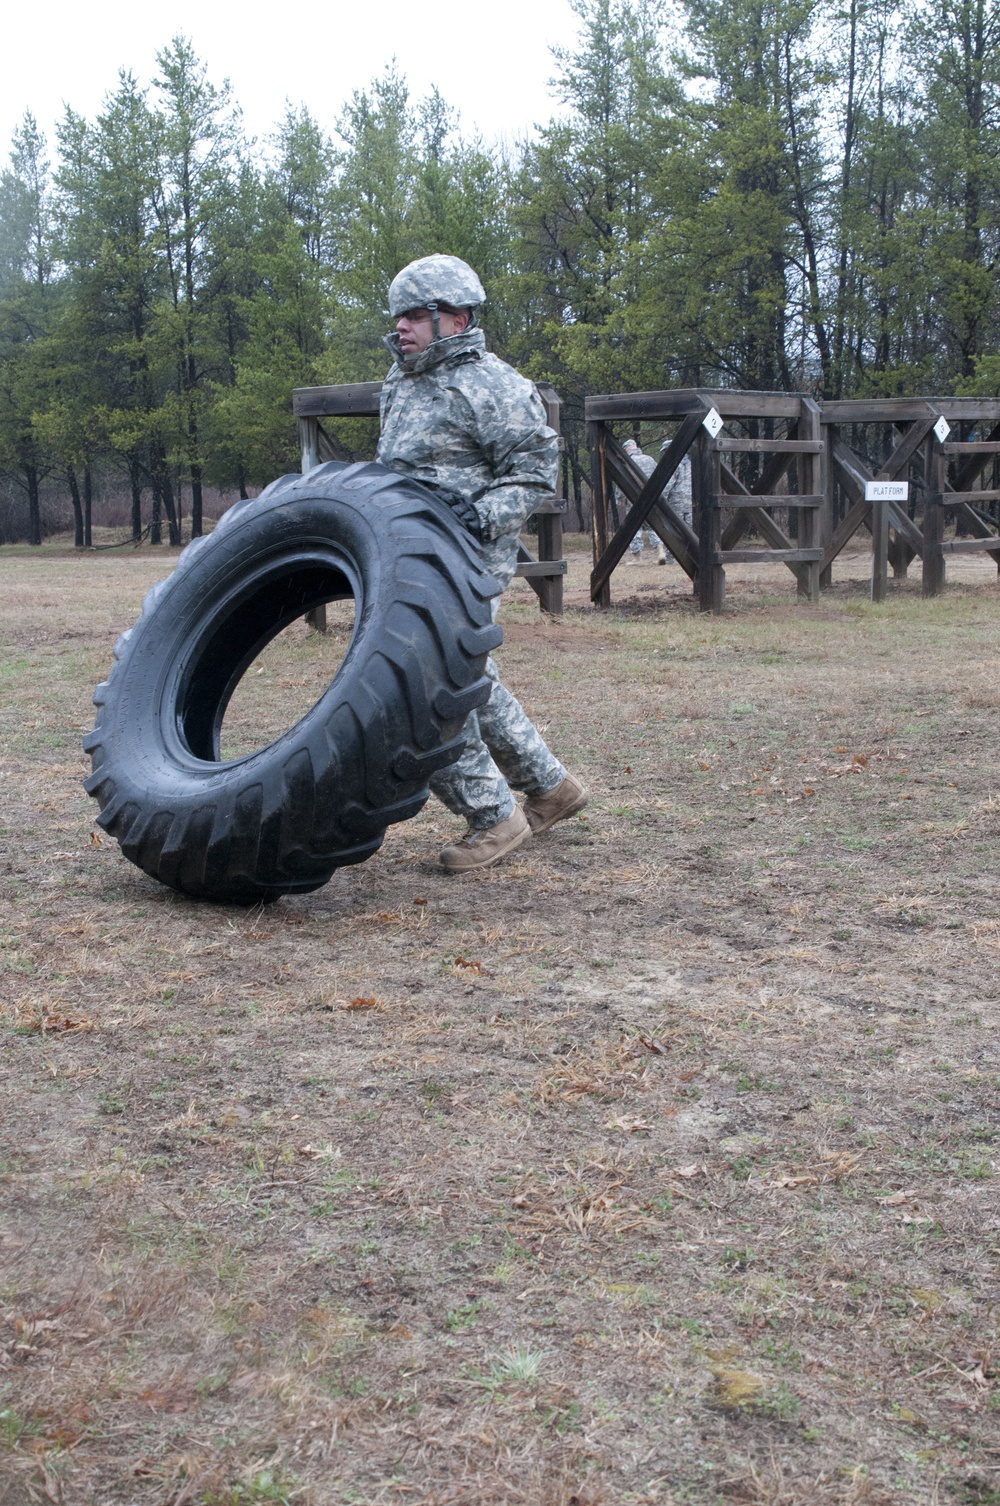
[523, 773, 589, 834]
[438, 807, 531, 873]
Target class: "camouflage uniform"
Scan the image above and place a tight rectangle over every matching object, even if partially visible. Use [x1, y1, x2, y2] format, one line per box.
[377, 312, 566, 831]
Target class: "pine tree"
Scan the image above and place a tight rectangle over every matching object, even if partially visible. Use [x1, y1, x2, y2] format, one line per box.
[153, 36, 242, 535]
[0, 114, 55, 544]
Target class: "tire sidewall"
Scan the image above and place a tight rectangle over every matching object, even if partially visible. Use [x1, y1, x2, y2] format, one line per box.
[109, 493, 379, 792]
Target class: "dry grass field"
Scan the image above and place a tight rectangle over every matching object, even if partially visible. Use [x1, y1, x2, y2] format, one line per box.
[1, 533, 999, 1506]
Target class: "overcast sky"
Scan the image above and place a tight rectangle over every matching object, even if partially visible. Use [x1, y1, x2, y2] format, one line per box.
[2, 0, 580, 162]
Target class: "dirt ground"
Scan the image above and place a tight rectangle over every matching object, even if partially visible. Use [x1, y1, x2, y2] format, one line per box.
[1, 533, 999, 1506]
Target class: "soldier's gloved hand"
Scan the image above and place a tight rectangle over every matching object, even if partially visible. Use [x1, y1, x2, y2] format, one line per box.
[445, 495, 484, 541]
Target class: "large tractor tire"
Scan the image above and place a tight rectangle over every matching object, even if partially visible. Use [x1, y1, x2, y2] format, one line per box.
[83, 462, 502, 903]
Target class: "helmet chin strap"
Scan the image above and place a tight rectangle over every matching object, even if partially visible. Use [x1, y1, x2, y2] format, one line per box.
[426, 300, 441, 342]
[423, 302, 476, 342]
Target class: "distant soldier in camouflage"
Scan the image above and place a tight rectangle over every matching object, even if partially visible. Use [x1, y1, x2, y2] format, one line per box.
[377, 253, 588, 872]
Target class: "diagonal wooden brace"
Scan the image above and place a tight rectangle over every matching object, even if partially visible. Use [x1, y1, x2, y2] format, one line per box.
[603, 437, 698, 579]
[589, 407, 706, 601]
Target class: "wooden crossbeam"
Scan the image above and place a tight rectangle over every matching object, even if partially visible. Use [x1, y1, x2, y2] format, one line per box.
[294, 382, 382, 417]
[715, 439, 822, 454]
[941, 537, 1000, 554]
[515, 550, 568, 577]
[590, 408, 705, 599]
[720, 493, 823, 509]
[822, 399, 941, 423]
[585, 390, 801, 421]
[714, 548, 823, 564]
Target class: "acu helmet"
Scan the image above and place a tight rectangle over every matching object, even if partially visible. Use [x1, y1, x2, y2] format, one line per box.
[388, 254, 486, 340]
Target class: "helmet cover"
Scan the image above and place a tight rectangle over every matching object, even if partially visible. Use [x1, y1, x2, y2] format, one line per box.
[388, 254, 486, 317]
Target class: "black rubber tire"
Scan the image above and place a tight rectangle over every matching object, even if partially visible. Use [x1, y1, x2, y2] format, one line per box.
[83, 462, 502, 903]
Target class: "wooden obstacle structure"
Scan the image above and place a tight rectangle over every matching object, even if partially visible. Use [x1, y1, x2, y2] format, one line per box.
[293, 382, 568, 620]
[587, 390, 1000, 612]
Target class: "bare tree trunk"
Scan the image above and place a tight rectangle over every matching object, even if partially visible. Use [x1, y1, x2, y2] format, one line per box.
[27, 466, 41, 546]
[190, 421, 203, 539]
[152, 446, 180, 545]
[129, 458, 143, 541]
[68, 468, 84, 549]
[83, 466, 93, 549]
[162, 471, 180, 546]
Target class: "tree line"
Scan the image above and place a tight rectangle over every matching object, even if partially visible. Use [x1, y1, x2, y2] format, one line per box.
[2, 0, 999, 543]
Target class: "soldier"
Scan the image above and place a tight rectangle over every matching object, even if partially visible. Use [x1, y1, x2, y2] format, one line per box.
[376, 253, 588, 873]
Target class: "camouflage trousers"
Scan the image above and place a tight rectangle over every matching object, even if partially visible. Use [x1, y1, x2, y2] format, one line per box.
[429, 655, 566, 831]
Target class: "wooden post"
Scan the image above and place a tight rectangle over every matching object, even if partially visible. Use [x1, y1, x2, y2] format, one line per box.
[887, 426, 908, 578]
[535, 511, 564, 615]
[820, 419, 834, 589]
[922, 436, 946, 597]
[298, 416, 321, 474]
[871, 495, 889, 602]
[535, 387, 565, 615]
[799, 398, 821, 602]
[298, 416, 327, 632]
[588, 420, 612, 610]
[697, 431, 724, 613]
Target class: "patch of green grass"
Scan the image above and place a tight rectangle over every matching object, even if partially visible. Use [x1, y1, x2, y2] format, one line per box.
[0, 1407, 42, 1448]
[97, 1090, 128, 1115]
[955, 1152, 993, 1181]
[735, 1073, 777, 1093]
[759, 1381, 802, 1421]
[482, 1343, 548, 1387]
[206, 1468, 301, 1504]
[445, 1299, 482, 1332]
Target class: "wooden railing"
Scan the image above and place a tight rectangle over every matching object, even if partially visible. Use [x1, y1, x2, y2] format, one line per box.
[586, 389, 1000, 611]
[822, 398, 1000, 601]
[292, 381, 568, 617]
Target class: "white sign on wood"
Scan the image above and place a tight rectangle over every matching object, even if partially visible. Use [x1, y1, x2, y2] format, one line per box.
[933, 415, 951, 444]
[703, 407, 724, 439]
[864, 480, 909, 502]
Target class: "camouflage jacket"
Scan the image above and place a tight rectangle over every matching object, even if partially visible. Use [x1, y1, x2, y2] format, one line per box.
[377, 328, 558, 587]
